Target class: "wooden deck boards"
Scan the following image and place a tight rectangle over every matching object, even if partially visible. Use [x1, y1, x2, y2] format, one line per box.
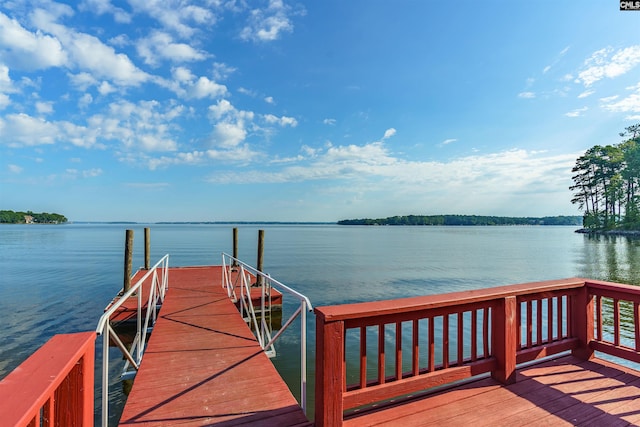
[344, 355, 640, 426]
[118, 266, 310, 426]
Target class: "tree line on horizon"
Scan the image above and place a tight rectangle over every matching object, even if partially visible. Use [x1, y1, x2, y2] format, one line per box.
[0, 210, 68, 224]
[337, 215, 582, 226]
[570, 124, 640, 231]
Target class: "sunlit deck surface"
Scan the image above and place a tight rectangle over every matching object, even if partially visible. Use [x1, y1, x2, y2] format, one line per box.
[118, 266, 310, 426]
[344, 355, 640, 426]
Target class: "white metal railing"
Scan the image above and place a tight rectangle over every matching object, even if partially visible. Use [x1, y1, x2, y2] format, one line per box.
[95, 254, 169, 427]
[221, 253, 313, 414]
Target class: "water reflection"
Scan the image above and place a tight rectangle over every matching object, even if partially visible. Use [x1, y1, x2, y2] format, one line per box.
[577, 234, 640, 286]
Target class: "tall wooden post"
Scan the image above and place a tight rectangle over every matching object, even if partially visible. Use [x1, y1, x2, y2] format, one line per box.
[144, 227, 150, 270]
[123, 229, 134, 293]
[492, 295, 517, 384]
[233, 227, 238, 267]
[256, 229, 264, 286]
[572, 285, 595, 360]
[315, 313, 345, 426]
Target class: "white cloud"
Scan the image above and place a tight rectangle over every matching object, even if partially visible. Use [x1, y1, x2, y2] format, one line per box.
[602, 90, 640, 113]
[79, 0, 132, 23]
[264, 114, 297, 127]
[213, 122, 247, 148]
[164, 68, 228, 99]
[265, 96, 274, 104]
[0, 12, 69, 71]
[577, 90, 594, 99]
[8, 164, 22, 173]
[565, 107, 588, 117]
[35, 101, 54, 114]
[383, 128, 396, 139]
[212, 62, 236, 81]
[0, 114, 58, 145]
[127, 0, 215, 38]
[441, 138, 457, 145]
[65, 167, 103, 179]
[30, 8, 149, 86]
[240, 0, 295, 42]
[518, 92, 535, 99]
[577, 45, 640, 87]
[323, 118, 336, 125]
[190, 76, 227, 99]
[205, 141, 578, 217]
[136, 31, 208, 67]
[0, 93, 9, 109]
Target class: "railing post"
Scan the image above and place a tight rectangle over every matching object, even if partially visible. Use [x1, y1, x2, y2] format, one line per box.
[144, 227, 150, 270]
[256, 229, 264, 286]
[124, 229, 134, 293]
[315, 311, 345, 426]
[572, 284, 595, 360]
[492, 296, 517, 384]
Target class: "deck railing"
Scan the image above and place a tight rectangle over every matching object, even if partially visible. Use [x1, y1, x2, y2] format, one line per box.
[314, 278, 639, 426]
[221, 253, 313, 414]
[0, 332, 95, 427]
[95, 254, 169, 427]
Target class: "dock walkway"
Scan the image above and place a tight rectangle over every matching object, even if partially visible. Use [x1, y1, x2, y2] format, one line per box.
[117, 266, 311, 426]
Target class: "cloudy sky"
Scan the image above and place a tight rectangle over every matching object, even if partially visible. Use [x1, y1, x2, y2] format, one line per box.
[1, 1, 639, 222]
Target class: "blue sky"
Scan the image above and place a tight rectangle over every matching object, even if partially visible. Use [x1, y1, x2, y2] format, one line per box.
[1, 1, 639, 222]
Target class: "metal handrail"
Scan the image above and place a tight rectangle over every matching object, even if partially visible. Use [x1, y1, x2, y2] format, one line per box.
[221, 252, 313, 414]
[95, 254, 169, 427]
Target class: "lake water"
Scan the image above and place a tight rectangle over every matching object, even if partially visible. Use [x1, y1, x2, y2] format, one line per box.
[1, 223, 639, 423]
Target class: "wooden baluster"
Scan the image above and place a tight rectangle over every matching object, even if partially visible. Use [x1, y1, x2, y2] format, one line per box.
[614, 299, 620, 347]
[412, 319, 419, 376]
[396, 322, 403, 380]
[536, 299, 543, 346]
[428, 317, 435, 372]
[483, 307, 490, 357]
[443, 315, 449, 369]
[557, 296, 564, 340]
[360, 326, 367, 389]
[526, 300, 533, 348]
[378, 324, 385, 384]
[471, 309, 478, 362]
[596, 295, 602, 341]
[516, 301, 522, 350]
[457, 312, 464, 366]
[635, 302, 640, 352]
[547, 297, 553, 342]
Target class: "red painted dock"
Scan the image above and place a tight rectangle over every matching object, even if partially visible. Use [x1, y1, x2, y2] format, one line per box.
[117, 266, 310, 426]
[344, 355, 640, 426]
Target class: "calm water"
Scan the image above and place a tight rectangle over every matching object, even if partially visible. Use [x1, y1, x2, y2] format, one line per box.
[1, 223, 639, 423]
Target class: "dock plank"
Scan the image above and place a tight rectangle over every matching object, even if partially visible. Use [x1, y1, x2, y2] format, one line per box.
[118, 266, 310, 426]
[344, 356, 640, 426]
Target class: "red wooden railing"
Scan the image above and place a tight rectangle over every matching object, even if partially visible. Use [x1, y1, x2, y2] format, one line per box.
[0, 332, 95, 427]
[315, 278, 640, 426]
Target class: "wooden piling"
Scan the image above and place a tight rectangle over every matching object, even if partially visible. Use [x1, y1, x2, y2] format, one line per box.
[124, 229, 134, 293]
[144, 227, 150, 270]
[256, 229, 264, 286]
[233, 227, 238, 266]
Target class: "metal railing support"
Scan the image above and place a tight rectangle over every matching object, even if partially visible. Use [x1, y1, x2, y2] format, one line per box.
[221, 252, 313, 414]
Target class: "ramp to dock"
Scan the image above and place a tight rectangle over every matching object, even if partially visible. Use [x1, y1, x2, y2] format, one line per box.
[118, 266, 311, 426]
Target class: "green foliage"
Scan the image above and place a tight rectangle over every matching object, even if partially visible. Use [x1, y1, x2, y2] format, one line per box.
[570, 124, 640, 231]
[0, 210, 68, 224]
[338, 215, 582, 226]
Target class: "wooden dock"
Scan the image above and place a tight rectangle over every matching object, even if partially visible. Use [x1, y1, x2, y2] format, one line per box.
[117, 266, 310, 426]
[343, 355, 640, 426]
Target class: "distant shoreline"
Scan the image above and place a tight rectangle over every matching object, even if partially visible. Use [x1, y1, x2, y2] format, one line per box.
[575, 228, 640, 237]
